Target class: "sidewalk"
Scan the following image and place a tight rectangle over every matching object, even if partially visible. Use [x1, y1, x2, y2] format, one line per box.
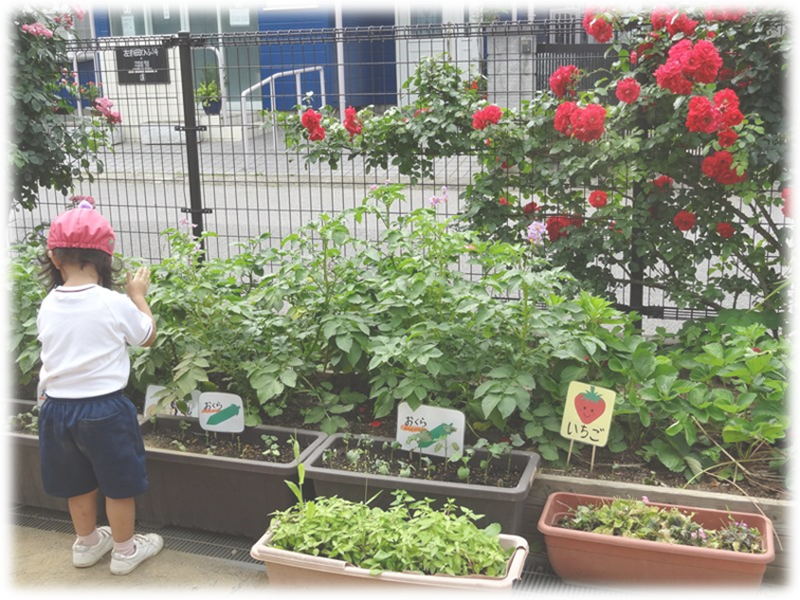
[0, 523, 270, 600]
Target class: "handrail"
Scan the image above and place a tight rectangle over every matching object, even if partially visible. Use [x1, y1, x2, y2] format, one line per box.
[241, 66, 326, 153]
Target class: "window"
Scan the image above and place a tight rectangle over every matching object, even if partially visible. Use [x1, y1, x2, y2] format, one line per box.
[549, 9, 582, 44]
[264, 0, 319, 10]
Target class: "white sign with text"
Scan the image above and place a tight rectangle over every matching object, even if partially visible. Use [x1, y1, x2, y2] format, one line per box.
[396, 402, 465, 457]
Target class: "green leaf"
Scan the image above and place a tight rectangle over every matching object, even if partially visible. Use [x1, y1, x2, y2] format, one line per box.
[632, 346, 656, 379]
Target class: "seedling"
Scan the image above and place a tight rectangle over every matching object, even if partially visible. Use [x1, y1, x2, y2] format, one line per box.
[261, 434, 281, 458]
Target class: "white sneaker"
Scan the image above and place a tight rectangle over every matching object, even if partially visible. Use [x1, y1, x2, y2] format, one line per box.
[73, 526, 114, 567]
[110, 533, 164, 575]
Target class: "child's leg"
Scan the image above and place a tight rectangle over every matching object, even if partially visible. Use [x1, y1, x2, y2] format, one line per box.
[68, 489, 99, 536]
[68, 489, 114, 567]
[105, 496, 136, 542]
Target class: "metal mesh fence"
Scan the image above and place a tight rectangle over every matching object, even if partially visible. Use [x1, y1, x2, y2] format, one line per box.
[8, 18, 788, 324]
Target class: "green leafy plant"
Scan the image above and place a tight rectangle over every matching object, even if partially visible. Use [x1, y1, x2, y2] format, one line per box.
[560, 496, 766, 554]
[196, 79, 221, 108]
[270, 485, 511, 577]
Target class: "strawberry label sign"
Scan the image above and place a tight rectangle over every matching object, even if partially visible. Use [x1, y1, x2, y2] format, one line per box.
[560, 382, 616, 447]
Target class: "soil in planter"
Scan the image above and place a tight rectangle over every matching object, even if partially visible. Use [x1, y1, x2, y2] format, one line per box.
[319, 440, 525, 488]
[141, 427, 296, 463]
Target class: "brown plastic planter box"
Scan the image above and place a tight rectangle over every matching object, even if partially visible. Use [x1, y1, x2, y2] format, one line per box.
[0, 398, 105, 519]
[304, 433, 540, 535]
[250, 528, 529, 589]
[537, 491, 775, 587]
[136, 416, 326, 537]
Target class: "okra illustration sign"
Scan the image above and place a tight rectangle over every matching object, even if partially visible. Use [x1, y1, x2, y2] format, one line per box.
[198, 392, 245, 433]
[396, 402, 465, 457]
[560, 382, 616, 447]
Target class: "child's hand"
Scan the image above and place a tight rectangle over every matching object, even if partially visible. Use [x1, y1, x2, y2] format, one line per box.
[126, 267, 151, 298]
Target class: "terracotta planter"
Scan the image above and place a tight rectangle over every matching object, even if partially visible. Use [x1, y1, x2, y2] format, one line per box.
[304, 433, 540, 535]
[249, 528, 528, 589]
[537, 491, 775, 587]
[136, 415, 326, 536]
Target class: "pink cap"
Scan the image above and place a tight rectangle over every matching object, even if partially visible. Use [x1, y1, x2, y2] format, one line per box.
[47, 205, 116, 255]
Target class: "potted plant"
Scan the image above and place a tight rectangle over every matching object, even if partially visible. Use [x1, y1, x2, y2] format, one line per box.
[303, 432, 540, 535]
[196, 79, 222, 115]
[537, 491, 775, 587]
[249, 448, 529, 589]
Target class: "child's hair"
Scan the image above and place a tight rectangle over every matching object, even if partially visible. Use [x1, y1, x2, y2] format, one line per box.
[40, 247, 121, 291]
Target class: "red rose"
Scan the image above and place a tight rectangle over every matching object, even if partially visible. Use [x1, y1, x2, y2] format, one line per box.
[719, 0, 747, 21]
[615, 78, 641, 104]
[499, 196, 508, 205]
[781, 188, 792, 218]
[686, 96, 722, 133]
[301, 108, 322, 131]
[472, 104, 502, 130]
[343, 106, 362, 139]
[655, 59, 693, 95]
[652, 175, 674, 190]
[716, 222, 735, 238]
[570, 103, 607, 142]
[554, 101, 578, 135]
[308, 127, 325, 141]
[666, 12, 698, 38]
[588, 190, 608, 208]
[523, 201, 540, 214]
[683, 40, 722, 84]
[583, 9, 613, 43]
[702, 150, 746, 185]
[545, 215, 573, 241]
[549, 65, 580, 98]
[714, 89, 744, 127]
[650, 7, 670, 30]
[718, 129, 738, 148]
[674, 210, 697, 231]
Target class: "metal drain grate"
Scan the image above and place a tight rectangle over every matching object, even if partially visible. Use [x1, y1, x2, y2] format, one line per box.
[2, 502, 783, 600]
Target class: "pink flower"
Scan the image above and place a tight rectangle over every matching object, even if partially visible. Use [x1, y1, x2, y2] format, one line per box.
[70, 5, 86, 21]
[21, 22, 53, 38]
[472, 105, 502, 130]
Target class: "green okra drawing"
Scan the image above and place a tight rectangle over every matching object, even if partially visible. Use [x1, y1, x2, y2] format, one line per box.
[206, 403, 240, 425]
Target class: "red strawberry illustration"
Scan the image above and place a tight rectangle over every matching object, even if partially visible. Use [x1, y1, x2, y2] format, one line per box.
[574, 386, 606, 424]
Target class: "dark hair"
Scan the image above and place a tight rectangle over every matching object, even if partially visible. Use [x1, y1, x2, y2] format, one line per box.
[40, 247, 122, 291]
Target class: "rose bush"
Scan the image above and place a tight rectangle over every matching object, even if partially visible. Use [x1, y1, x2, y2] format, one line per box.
[277, 8, 790, 317]
[11, 5, 122, 210]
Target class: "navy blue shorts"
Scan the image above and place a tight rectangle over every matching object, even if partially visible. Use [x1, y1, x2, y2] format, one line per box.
[38, 391, 148, 499]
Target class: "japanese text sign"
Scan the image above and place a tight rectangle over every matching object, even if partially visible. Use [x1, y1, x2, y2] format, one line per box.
[198, 392, 245, 433]
[560, 382, 616, 447]
[396, 402, 465, 457]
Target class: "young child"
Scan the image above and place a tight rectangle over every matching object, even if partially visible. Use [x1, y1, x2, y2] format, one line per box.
[36, 202, 163, 575]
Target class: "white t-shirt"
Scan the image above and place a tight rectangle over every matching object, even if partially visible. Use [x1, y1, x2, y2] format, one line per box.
[37, 284, 153, 398]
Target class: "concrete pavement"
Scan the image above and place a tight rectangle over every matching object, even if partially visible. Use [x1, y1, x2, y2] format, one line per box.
[8, 514, 271, 596]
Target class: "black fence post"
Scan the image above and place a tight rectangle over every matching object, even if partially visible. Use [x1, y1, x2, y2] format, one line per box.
[174, 30, 208, 254]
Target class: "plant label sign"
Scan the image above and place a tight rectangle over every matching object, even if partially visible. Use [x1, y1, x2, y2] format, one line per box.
[143, 385, 199, 418]
[560, 382, 616, 447]
[198, 392, 245, 433]
[396, 402, 465, 457]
